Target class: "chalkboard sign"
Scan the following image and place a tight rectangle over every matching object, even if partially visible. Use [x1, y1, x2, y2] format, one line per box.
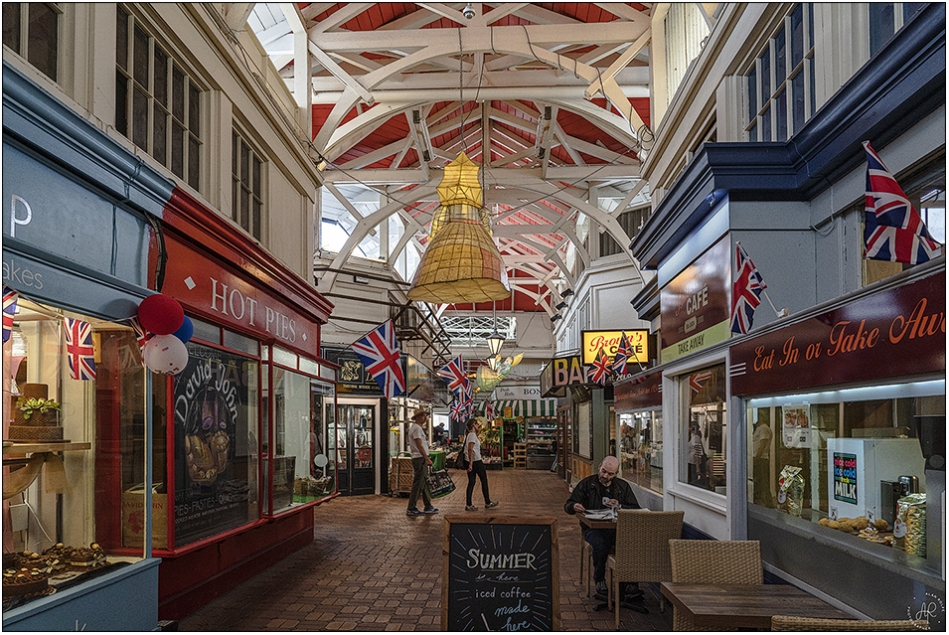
[442, 515, 559, 631]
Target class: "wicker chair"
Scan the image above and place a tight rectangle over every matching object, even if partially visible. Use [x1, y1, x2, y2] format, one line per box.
[606, 510, 684, 628]
[668, 539, 762, 631]
[771, 615, 929, 631]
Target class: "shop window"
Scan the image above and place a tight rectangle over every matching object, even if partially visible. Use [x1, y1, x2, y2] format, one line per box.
[3, 298, 153, 609]
[681, 363, 727, 493]
[618, 411, 663, 494]
[745, 4, 815, 142]
[747, 379, 943, 570]
[172, 343, 259, 547]
[269, 368, 335, 514]
[869, 3, 927, 57]
[115, 5, 202, 190]
[2, 2, 60, 82]
[232, 130, 265, 241]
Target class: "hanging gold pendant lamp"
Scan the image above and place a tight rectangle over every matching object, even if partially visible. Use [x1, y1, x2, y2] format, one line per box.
[407, 153, 510, 304]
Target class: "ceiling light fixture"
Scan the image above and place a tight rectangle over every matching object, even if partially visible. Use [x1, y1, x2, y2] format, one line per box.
[561, 288, 574, 297]
[550, 314, 562, 322]
[555, 301, 568, 310]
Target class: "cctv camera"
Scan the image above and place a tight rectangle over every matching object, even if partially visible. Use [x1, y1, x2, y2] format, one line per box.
[462, 4, 475, 19]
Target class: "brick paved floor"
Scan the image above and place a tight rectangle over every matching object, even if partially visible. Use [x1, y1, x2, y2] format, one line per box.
[178, 468, 674, 631]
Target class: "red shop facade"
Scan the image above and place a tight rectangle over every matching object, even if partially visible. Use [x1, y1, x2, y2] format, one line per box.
[97, 188, 338, 619]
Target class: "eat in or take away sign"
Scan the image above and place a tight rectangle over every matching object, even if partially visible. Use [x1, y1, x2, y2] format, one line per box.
[442, 516, 560, 631]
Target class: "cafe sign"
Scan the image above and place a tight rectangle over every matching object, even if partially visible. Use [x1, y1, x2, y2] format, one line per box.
[660, 237, 731, 364]
[730, 270, 945, 396]
[581, 330, 649, 364]
[613, 371, 663, 412]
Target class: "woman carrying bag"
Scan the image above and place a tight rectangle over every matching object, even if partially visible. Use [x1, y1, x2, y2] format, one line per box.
[464, 418, 499, 512]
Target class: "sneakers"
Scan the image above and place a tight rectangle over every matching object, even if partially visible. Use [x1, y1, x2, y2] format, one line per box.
[623, 585, 644, 601]
[465, 505, 478, 511]
[423, 507, 439, 515]
[406, 508, 423, 516]
[485, 501, 499, 509]
[593, 580, 608, 602]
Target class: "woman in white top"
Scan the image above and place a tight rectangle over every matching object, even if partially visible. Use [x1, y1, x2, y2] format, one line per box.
[464, 418, 498, 511]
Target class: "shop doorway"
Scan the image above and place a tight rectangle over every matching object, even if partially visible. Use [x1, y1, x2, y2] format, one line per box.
[331, 401, 379, 495]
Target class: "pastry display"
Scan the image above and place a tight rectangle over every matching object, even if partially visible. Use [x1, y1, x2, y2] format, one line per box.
[67, 543, 106, 568]
[2, 551, 52, 597]
[818, 515, 895, 546]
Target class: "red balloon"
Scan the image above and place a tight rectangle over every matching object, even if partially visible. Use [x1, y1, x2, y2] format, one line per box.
[137, 294, 184, 335]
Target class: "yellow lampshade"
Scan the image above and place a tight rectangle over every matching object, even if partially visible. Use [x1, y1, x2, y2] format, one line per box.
[407, 153, 510, 304]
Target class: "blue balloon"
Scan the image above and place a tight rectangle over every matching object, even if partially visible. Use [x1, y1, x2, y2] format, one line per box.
[172, 315, 194, 343]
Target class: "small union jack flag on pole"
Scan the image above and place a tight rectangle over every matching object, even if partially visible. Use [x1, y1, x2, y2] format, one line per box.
[64, 317, 97, 380]
[730, 242, 768, 335]
[485, 400, 495, 420]
[588, 347, 611, 386]
[351, 320, 405, 399]
[612, 332, 631, 375]
[128, 315, 152, 349]
[863, 141, 941, 265]
[3, 286, 18, 343]
[438, 355, 468, 395]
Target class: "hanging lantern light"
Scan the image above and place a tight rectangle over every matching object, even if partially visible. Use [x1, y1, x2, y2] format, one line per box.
[407, 153, 510, 304]
[487, 355, 500, 372]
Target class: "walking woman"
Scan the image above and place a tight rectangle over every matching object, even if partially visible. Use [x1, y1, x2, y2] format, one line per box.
[464, 418, 499, 511]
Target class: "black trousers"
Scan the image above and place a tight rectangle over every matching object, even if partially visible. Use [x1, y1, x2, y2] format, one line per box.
[465, 460, 491, 506]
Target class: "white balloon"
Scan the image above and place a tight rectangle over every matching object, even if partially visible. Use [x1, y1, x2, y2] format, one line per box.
[143, 334, 189, 375]
[314, 453, 329, 468]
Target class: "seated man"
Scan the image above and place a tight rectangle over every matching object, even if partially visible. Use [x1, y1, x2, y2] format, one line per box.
[564, 456, 643, 604]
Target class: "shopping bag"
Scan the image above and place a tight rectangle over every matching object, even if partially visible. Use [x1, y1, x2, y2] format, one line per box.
[426, 469, 456, 498]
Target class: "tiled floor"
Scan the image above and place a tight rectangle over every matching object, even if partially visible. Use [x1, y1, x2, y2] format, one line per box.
[178, 468, 674, 631]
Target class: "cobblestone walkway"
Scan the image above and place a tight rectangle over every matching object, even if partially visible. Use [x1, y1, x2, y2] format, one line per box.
[178, 468, 674, 631]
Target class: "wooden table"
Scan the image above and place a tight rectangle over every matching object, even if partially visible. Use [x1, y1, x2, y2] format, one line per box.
[578, 513, 616, 531]
[660, 582, 853, 629]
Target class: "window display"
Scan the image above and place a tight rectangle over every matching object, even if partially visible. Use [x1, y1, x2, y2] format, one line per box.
[173, 343, 258, 544]
[618, 410, 663, 493]
[271, 367, 336, 513]
[682, 363, 727, 493]
[747, 379, 943, 566]
[3, 298, 148, 609]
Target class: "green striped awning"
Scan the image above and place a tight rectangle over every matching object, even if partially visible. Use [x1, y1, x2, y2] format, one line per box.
[485, 399, 558, 418]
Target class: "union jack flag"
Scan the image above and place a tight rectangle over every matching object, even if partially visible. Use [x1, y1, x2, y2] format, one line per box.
[730, 242, 767, 335]
[128, 315, 152, 349]
[863, 141, 941, 264]
[588, 347, 611, 386]
[351, 320, 405, 399]
[64, 317, 97, 380]
[460, 382, 473, 415]
[612, 332, 631, 375]
[3, 286, 18, 343]
[450, 401, 464, 421]
[690, 369, 713, 393]
[438, 355, 468, 395]
[485, 400, 495, 420]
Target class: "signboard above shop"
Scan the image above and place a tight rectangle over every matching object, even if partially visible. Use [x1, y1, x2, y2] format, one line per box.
[730, 269, 945, 396]
[660, 237, 731, 364]
[581, 330, 649, 364]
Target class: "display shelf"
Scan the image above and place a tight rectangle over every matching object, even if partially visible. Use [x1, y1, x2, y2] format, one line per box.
[3, 442, 91, 455]
[525, 419, 557, 470]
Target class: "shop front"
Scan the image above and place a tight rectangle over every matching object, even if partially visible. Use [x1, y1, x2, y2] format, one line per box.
[321, 346, 384, 496]
[731, 261, 945, 624]
[148, 188, 336, 618]
[2, 63, 169, 631]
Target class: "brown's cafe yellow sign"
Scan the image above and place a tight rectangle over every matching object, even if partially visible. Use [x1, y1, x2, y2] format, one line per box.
[581, 330, 649, 364]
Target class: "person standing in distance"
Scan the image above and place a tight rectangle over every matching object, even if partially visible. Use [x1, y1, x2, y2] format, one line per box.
[564, 456, 640, 602]
[464, 418, 499, 511]
[406, 408, 438, 516]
